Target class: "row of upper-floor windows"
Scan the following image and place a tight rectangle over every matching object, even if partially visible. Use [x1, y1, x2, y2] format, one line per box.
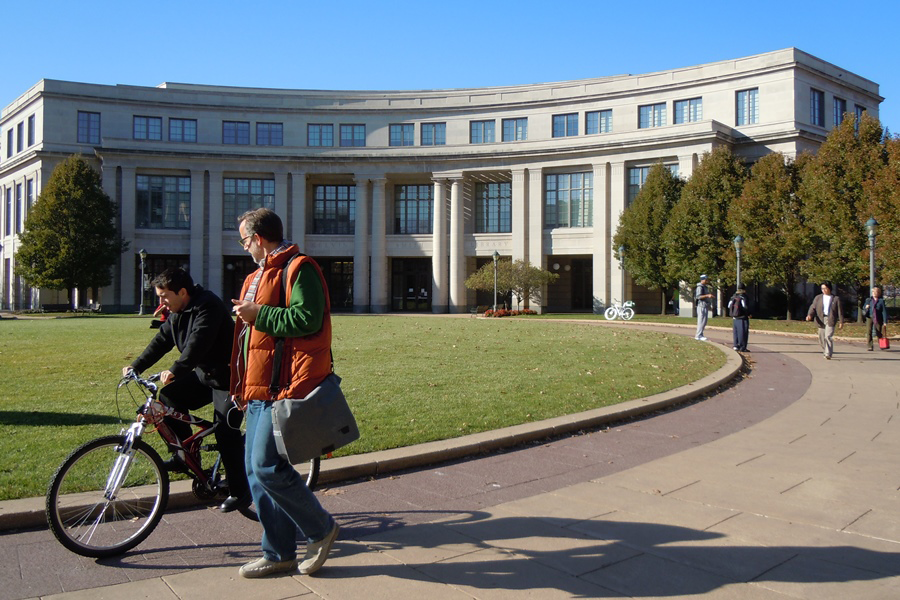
[2, 179, 34, 236]
[809, 88, 867, 128]
[5, 115, 37, 159]
[130, 174, 599, 234]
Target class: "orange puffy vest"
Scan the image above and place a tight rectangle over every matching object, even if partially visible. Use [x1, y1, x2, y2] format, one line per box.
[230, 247, 332, 407]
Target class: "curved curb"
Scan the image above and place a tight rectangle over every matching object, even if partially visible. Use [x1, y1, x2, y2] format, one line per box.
[0, 343, 742, 532]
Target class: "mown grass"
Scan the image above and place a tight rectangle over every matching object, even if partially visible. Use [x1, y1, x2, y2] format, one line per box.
[0, 314, 724, 501]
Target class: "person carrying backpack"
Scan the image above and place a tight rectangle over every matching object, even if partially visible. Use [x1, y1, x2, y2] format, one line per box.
[728, 288, 750, 352]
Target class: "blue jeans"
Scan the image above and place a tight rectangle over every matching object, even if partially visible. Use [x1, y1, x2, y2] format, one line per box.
[245, 399, 333, 562]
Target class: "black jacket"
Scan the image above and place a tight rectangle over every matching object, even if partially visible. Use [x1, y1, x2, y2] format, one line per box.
[131, 286, 234, 390]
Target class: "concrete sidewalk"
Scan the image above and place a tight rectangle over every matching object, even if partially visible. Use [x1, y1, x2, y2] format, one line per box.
[3, 326, 899, 599]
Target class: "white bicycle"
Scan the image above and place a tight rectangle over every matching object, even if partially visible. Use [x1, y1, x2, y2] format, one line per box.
[604, 300, 635, 321]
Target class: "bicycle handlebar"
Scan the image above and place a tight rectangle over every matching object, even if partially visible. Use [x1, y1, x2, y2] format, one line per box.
[118, 370, 161, 395]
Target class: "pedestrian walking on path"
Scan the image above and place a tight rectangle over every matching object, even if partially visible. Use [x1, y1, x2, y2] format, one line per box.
[806, 281, 844, 359]
[694, 274, 714, 341]
[727, 288, 750, 351]
[863, 285, 889, 351]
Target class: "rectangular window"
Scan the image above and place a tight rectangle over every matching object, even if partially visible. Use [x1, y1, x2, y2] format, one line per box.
[133, 116, 162, 140]
[256, 122, 283, 146]
[545, 173, 593, 229]
[308, 124, 334, 147]
[339, 124, 366, 147]
[313, 185, 356, 233]
[389, 124, 415, 146]
[16, 122, 23, 152]
[474, 182, 512, 233]
[674, 98, 702, 124]
[470, 120, 495, 144]
[627, 165, 678, 205]
[223, 121, 250, 145]
[4, 188, 10, 235]
[394, 185, 434, 234]
[810, 89, 825, 127]
[169, 118, 197, 143]
[855, 104, 866, 121]
[736, 88, 759, 126]
[638, 103, 666, 129]
[5, 129, 11, 158]
[833, 97, 847, 126]
[136, 175, 191, 229]
[552, 113, 579, 137]
[26, 179, 34, 209]
[15, 184, 23, 233]
[501, 118, 528, 141]
[27, 115, 35, 146]
[77, 111, 101, 144]
[585, 110, 612, 135]
[421, 122, 446, 146]
[224, 178, 275, 229]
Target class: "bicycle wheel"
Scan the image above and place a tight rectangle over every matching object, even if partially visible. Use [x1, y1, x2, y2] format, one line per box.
[47, 435, 169, 558]
[622, 308, 635, 320]
[604, 307, 618, 320]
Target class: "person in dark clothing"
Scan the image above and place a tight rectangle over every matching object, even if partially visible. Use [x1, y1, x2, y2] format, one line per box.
[727, 288, 750, 352]
[123, 267, 250, 513]
[863, 285, 889, 351]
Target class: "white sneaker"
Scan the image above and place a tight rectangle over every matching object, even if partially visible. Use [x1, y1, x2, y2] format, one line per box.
[299, 522, 340, 575]
[698, 336, 708, 341]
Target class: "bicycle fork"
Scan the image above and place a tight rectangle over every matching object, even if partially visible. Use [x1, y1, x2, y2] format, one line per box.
[104, 422, 146, 501]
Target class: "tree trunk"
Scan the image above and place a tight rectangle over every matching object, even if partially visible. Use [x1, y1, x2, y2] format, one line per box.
[660, 289, 667, 315]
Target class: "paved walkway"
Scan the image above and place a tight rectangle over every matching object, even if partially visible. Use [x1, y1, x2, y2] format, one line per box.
[2, 324, 899, 599]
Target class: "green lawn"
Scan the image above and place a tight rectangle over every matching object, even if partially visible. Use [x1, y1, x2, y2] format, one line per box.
[0, 314, 724, 501]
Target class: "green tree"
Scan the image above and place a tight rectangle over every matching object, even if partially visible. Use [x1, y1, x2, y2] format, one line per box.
[729, 152, 810, 319]
[799, 113, 886, 320]
[15, 155, 127, 309]
[465, 259, 558, 308]
[662, 147, 748, 310]
[613, 163, 683, 314]
[862, 133, 900, 285]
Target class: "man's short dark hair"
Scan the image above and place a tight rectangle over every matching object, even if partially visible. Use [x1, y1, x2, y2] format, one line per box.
[239, 208, 283, 243]
[152, 267, 194, 295]
[821, 281, 833, 293]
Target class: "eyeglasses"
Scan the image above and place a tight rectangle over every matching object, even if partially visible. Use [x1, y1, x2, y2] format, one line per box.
[239, 234, 254, 249]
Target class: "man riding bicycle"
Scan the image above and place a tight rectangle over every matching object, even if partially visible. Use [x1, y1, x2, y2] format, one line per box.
[123, 267, 250, 513]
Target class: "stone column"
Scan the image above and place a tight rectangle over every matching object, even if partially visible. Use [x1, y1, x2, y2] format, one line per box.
[370, 177, 388, 313]
[120, 166, 137, 310]
[431, 178, 448, 313]
[207, 170, 224, 299]
[526, 168, 545, 312]
[591, 162, 609, 313]
[189, 169, 206, 278]
[290, 171, 307, 251]
[608, 162, 626, 307]
[511, 168, 527, 263]
[448, 177, 466, 313]
[274, 170, 289, 234]
[353, 177, 371, 313]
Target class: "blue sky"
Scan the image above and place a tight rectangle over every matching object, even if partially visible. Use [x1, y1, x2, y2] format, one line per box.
[5, 0, 899, 132]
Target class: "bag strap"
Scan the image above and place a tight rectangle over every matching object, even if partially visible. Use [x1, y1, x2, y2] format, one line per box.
[268, 253, 301, 396]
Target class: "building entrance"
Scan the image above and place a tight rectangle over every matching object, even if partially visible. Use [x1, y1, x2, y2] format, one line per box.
[391, 258, 432, 312]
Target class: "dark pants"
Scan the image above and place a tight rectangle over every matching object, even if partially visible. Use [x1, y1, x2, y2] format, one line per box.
[732, 317, 749, 351]
[866, 318, 884, 350]
[159, 372, 249, 496]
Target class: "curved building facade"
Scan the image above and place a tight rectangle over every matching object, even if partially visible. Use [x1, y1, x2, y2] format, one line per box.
[0, 48, 882, 313]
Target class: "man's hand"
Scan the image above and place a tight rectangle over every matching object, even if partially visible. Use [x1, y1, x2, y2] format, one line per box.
[232, 299, 261, 324]
[839, 322, 844, 330]
[805, 315, 812, 321]
[122, 366, 136, 377]
[160, 370, 175, 385]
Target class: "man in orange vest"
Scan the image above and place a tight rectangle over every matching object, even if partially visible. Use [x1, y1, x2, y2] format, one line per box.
[230, 208, 339, 578]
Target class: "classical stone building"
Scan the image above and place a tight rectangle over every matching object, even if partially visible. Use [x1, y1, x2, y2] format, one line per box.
[0, 48, 882, 313]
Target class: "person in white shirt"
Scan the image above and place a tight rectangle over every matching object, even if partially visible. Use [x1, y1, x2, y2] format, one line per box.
[805, 282, 844, 359]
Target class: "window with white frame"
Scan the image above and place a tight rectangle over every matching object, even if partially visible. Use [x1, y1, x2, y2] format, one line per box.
[308, 124, 334, 147]
[15, 183, 22, 233]
[5, 129, 11, 158]
[736, 88, 759, 126]
[16, 122, 23, 153]
[389, 124, 415, 146]
[223, 178, 274, 229]
[4, 187, 10, 235]
[833, 97, 847, 126]
[394, 185, 433, 234]
[552, 113, 578, 137]
[674, 98, 702, 124]
[136, 175, 191, 229]
[77, 111, 101, 144]
[474, 182, 511, 233]
[256, 122, 283, 146]
[133, 116, 162, 140]
[470, 120, 495, 144]
[27, 115, 36, 146]
[421, 122, 446, 146]
[545, 172, 593, 228]
[313, 185, 356, 233]
[502, 118, 528, 141]
[340, 124, 366, 147]
[638, 103, 666, 129]
[627, 164, 679, 206]
[169, 118, 197, 143]
[223, 121, 250, 145]
[585, 110, 611, 135]
[810, 89, 825, 127]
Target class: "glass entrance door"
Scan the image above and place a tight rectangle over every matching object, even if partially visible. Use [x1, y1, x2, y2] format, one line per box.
[391, 258, 432, 312]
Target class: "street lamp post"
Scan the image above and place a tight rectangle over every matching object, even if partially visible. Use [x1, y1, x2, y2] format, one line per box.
[866, 217, 878, 292]
[733, 235, 744, 290]
[138, 248, 147, 315]
[618, 245, 625, 304]
[492, 250, 500, 312]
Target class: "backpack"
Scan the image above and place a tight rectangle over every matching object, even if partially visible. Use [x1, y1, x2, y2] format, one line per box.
[729, 295, 746, 318]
